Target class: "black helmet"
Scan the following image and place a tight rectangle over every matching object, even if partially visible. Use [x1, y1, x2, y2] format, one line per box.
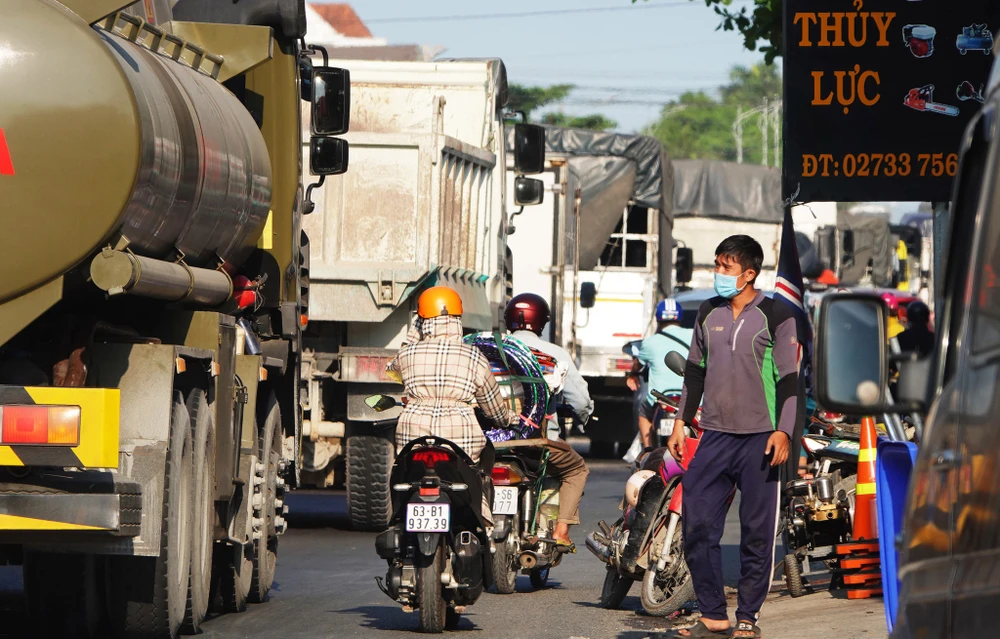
[505, 293, 551, 335]
[906, 300, 930, 327]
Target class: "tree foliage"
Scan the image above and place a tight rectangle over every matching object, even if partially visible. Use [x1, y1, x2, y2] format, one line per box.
[644, 62, 781, 165]
[507, 83, 617, 131]
[635, 0, 782, 64]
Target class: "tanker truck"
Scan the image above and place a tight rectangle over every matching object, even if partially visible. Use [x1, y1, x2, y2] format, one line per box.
[0, 1, 347, 636]
[296, 58, 545, 529]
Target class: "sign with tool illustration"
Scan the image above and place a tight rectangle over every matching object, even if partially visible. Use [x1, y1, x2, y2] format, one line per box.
[783, 0, 996, 202]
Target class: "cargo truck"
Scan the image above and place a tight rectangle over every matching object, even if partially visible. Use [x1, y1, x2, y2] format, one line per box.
[296, 58, 545, 529]
[0, 0, 347, 636]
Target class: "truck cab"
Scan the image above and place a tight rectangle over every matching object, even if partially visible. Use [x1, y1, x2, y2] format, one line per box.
[812, 63, 1000, 637]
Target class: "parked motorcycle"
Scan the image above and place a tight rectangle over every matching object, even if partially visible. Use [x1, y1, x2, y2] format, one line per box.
[586, 351, 704, 617]
[368, 395, 494, 633]
[490, 437, 572, 593]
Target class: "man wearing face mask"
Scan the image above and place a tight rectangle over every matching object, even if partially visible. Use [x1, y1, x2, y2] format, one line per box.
[668, 235, 801, 639]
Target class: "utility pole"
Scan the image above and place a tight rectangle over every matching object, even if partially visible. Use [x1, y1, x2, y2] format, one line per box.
[732, 97, 783, 167]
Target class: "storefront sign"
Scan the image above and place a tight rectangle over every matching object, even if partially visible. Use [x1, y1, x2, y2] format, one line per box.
[783, 0, 995, 202]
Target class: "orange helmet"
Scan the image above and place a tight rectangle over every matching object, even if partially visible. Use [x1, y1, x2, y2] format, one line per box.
[417, 286, 463, 319]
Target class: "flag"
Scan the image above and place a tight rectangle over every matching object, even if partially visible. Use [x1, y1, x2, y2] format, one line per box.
[775, 206, 812, 376]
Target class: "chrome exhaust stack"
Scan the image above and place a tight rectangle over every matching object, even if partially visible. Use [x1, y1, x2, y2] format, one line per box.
[585, 531, 612, 563]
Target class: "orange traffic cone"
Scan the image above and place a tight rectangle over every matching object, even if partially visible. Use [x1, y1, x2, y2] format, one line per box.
[853, 416, 878, 541]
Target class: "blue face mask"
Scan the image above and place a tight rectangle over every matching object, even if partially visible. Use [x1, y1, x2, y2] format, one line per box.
[714, 271, 747, 299]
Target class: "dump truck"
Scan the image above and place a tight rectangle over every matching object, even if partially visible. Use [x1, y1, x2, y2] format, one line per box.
[0, 1, 347, 636]
[296, 58, 545, 529]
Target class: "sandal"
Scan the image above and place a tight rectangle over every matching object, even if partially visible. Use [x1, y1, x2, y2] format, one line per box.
[554, 539, 576, 554]
[674, 619, 732, 637]
[731, 621, 762, 638]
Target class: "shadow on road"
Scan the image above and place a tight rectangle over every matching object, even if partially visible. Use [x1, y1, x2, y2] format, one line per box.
[337, 604, 484, 633]
[285, 490, 353, 530]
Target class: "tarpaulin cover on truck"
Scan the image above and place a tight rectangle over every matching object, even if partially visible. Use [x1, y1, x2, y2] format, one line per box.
[838, 212, 893, 287]
[505, 126, 674, 294]
[672, 159, 783, 223]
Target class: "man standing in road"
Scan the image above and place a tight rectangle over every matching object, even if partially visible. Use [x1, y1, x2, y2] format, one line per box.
[626, 298, 693, 448]
[669, 236, 801, 639]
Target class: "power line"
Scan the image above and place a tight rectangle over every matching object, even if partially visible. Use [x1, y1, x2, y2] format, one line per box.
[364, 1, 722, 24]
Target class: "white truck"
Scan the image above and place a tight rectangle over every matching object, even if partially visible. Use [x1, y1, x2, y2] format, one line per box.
[505, 127, 674, 457]
[298, 58, 543, 528]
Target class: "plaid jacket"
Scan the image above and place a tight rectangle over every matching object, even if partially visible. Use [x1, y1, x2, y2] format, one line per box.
[389, 316, 515, 461]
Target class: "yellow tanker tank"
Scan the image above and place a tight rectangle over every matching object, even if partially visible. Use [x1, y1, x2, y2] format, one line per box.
[0, 0, 272, 306]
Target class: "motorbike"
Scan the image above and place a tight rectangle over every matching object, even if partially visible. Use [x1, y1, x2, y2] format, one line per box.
[586, 351, 706, 617]
[489, 437, 571, 593]
[368, 395, 494, 633]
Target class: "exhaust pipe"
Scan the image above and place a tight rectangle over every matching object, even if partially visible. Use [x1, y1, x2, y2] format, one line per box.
[518, 551, 538, 569]
[585, 531, 612, 563]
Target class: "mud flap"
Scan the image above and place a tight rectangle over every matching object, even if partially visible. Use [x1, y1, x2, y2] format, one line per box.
[418, 532, 440, 557]
[492, 515, 512, 541]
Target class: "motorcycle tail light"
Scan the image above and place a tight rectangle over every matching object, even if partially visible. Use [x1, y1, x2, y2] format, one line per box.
[410, 447, 453, 468]
[492, 464, 523, 485]
[419, 487, 440, 496]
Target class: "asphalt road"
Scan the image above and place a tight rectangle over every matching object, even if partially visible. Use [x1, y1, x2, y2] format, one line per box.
[197, 456, 745, 639]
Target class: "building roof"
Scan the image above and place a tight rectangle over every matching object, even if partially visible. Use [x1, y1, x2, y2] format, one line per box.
[309, 3, 372, 38]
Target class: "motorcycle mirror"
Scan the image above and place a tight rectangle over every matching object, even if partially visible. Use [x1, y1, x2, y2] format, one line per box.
[664, 351, 686, 376]
[365, 394, 398, 412]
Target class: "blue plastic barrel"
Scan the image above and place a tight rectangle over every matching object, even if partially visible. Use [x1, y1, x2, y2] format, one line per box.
[876, 438, 918, 633]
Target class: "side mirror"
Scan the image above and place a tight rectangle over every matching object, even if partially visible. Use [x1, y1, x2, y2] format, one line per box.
[311, 67, 350, 136]
[514, 177, 544, 206]
[815, 294, 888, 412]
[676, 247, 694, 284]
[664, 351, 686, 377]
[310, 136, 349, 176]
[365, 395, 399, 412]
[513, 123, 545, 175]
[580, 282, 596, 309]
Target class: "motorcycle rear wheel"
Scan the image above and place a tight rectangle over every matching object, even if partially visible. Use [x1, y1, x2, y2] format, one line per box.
[599, 565, 633, 609]
[492, 534, 518, 594]
[418, 546, 447, 633]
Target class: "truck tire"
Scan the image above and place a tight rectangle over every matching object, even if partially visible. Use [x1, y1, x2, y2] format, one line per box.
[210, 541, 253, 614]
[24, 551, 104, 638]
[250, 391, 281, 603]
[346, 431, 393, 531]
[108, 392, 193, 639]
[184, 388, 215, 632]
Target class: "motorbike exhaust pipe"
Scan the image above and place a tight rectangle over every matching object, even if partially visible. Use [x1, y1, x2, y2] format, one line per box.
[518, 551, 538, 569]
[585, 531, 612, 563]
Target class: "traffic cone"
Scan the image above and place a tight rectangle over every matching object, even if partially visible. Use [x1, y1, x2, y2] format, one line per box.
[853, 416, 878, 541]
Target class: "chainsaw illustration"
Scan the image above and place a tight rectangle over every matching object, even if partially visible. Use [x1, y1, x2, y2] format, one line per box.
[904, 85, 959, 116]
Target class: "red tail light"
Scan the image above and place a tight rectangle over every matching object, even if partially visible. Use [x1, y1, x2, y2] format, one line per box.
[411, 447, 452, 468]
[0, 405, 81, 446]
[419, 487, 440, 496]
[491, 464, 523, 485]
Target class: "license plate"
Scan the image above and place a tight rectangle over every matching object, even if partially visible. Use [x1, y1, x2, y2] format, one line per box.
[405, 503, 450, 532]
[659, 418, 675, 437]
[492, 487, 518, 515]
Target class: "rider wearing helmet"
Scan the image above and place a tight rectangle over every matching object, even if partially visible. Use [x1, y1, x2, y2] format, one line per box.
[897, 300, 934, 356]
[626, 298, 694, 448]
[390, 286, 517, 464]
[505, 292, 592, 548]
[881, 292, 905, 339]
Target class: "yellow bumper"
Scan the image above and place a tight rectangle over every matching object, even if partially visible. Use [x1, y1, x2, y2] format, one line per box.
[0, 386, 120, 468]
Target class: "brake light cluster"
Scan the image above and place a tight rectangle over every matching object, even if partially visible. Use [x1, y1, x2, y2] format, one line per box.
[491, 464, 523, 486]
[0, 405, 81, 446]
[411, 447, 453, 468]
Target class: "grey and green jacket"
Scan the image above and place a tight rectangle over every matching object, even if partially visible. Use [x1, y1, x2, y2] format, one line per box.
[675, 291, 800, 438]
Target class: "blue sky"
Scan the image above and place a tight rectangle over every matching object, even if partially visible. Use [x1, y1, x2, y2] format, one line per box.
[333, 0, 763, 133]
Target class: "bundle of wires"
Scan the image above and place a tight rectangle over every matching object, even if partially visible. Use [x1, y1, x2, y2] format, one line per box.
[463, 332, 550, 442]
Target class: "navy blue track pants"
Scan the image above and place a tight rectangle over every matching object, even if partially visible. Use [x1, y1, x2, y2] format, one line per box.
[681, 430, 780, 622]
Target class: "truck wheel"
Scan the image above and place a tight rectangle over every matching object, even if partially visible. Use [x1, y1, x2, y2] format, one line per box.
[210, 541, 253, 614]
[250, 392, 281, 603]
[108, 392, 193, 639]
[346, 431, 393, 531]
[183, 388, 215, 632]
[24, 551, 104, 638]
